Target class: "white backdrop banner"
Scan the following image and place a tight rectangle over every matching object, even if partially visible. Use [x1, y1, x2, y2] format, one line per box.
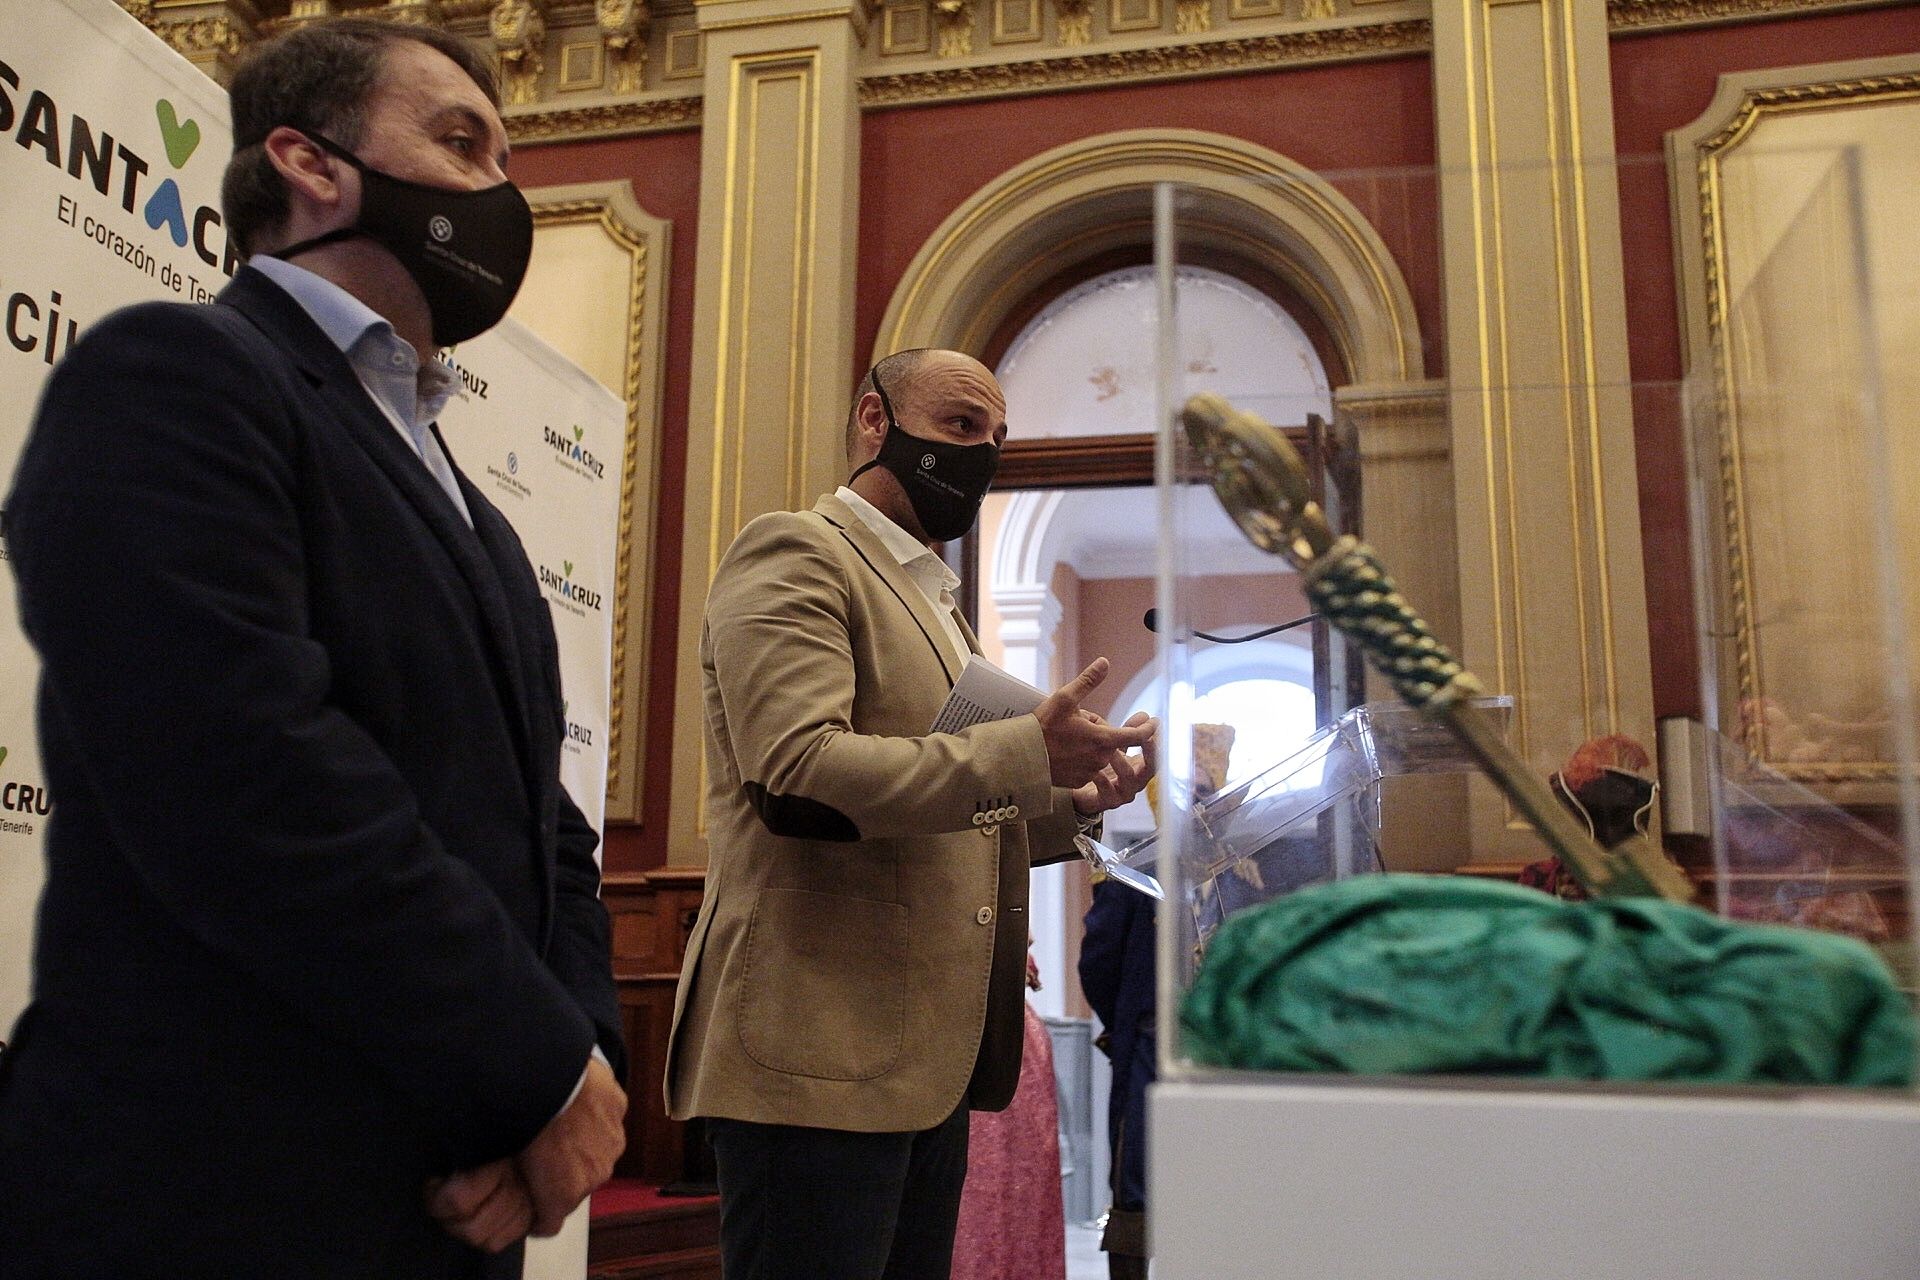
[0, 3, 626, 1173]
[437, 325, 627, 837]
[0, 0, 238, 1038]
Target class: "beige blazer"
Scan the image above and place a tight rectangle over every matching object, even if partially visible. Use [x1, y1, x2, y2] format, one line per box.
[664, 493, 1080, 1134]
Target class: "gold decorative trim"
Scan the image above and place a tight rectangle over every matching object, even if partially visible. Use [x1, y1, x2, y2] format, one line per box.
[1227, 0, 1282, 15]
[1690, 68, 1920, 784]
[1052, 0, 1094, 42]
[934, 0, 977, 55]
[1609, 0, 1904, 32]
[859, 17, 1429, 106]
[1175, 0, 1212, 33]
[505, 94, 703, 142]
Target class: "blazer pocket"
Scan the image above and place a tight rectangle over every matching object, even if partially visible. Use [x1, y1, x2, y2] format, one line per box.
[738, 888, 907, 1081]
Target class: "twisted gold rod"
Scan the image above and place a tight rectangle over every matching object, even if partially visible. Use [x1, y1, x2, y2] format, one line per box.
[1180, 392, 1691, 902]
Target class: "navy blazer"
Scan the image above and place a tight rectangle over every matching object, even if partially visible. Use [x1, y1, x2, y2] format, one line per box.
[0, 266, 621, 1278]
[1080, 877, 1156, 1211]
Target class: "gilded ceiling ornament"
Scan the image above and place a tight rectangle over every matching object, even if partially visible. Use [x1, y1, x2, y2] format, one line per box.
[492, 0, 549, 106]
[382, 0, 445, 27]
[1175, 0, 1212, 33]
[504, 95, 702, 143]
[1299, 0, 1336, 17]
[1051, 0, 1093, 45]
[933, 0, 975, 57]
[598, 0, 651, 95]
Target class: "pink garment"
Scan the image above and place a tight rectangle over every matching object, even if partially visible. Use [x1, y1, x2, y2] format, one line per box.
[951, 1002, 1067, 1280]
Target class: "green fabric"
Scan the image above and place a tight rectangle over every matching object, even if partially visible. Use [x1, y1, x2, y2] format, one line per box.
[1181, 874, 1916, 1087]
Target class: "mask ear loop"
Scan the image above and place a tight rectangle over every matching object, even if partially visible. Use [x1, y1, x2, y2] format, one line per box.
[847, 367, 902, 486]
[1552, 772, 1597, 843]
[1629, 776, 1658, 840]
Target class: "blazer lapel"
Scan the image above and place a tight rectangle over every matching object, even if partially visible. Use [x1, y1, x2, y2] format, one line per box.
[219, 269, 539, 774]
[813, 494, 965, 686]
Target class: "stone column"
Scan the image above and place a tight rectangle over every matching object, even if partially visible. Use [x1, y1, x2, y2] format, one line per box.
[666, 0, 866, 862]
[1432, 0, 1657, 860]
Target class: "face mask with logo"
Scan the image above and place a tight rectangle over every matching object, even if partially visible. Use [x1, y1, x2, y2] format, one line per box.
[273, 132, 533, 348]
[847, 368, 1000, 542]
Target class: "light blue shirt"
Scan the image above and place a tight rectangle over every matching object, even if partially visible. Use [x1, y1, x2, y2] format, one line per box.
[248, 255, 473, 527]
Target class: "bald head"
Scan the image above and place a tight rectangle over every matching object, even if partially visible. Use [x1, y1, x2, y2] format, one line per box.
[844, 349, 1005, 468]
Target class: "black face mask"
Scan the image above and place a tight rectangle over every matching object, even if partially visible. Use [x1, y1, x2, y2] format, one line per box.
[273, 133, 533, 347]
[847, 369, 1000, 542]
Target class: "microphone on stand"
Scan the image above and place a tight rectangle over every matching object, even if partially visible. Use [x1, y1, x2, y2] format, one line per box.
[1142, 608, 1319, 644]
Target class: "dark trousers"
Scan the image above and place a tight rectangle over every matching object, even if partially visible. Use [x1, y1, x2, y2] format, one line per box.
[707, 1105, 970, 1280]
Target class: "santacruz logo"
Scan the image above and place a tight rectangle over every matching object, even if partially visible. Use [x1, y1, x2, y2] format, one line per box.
[543, 424, 605, 480]
[0, 745, 50, 834]
[537, 559, 602, 616]
[560, 700, 594, 748]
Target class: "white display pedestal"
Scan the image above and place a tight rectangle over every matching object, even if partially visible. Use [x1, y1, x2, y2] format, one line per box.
[1151, 1078, 1920, 1279]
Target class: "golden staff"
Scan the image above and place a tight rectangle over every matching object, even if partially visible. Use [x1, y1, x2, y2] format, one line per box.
[1180, 392, 1692, 902]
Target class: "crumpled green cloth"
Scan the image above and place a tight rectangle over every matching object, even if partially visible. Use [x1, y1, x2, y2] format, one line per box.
[1181, 874, 1915, 1086]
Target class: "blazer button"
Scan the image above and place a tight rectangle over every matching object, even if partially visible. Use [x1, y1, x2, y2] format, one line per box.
[980, 824, 997, 838]
[971, 812, 985, 826]
[976, 906, 994, 925]
[1006, 803, 1020, 819]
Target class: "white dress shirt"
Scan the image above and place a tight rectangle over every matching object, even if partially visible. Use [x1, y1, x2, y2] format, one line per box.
[835, 485, 971, 666]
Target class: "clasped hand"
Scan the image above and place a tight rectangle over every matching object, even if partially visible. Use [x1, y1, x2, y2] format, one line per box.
[426, 1054, 628, 1252]
[1034, 657, 1158, 816]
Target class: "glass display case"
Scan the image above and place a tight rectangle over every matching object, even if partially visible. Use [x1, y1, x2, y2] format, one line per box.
[1136, 149, 1920, 1279]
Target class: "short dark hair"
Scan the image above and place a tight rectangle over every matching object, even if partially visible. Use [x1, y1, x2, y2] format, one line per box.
[845, 348, 933, 463]
[221, 18, 499, 258]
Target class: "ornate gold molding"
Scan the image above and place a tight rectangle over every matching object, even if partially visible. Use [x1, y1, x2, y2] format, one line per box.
[505, 94, 703, 141]
[1681, 64, 1920, 787]
[491, 0, 549, 106]
[598, 0, 652, 93]
[1052, 0, 1094, 42]
[1608, 0, 1907, 32]
[934, 0, 977, 54]
[859, 17, 1428, 106]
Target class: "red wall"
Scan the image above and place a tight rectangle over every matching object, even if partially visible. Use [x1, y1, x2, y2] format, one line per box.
[506, 8, 1913, 864]
[510, 129, 700, 871]
[1609, 6, 1919, 719]
[856, 55, 1442, 385]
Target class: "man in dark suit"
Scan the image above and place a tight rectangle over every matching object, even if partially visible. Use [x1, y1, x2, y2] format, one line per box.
[0, 20, 625, 1278]
[1080, 876, 1157, 1280]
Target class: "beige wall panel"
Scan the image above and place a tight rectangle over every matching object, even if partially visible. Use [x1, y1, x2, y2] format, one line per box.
[669, 5, 864, 861]
[1435, 0, 1655, 860]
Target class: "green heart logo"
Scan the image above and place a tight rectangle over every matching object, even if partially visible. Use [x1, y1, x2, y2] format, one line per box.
[563, 561, 573, 578]
[561, 700, 569, 717]
[572, 425, 584, 442]
[155, 99, 201, 168]
[0, 746, 8, 770]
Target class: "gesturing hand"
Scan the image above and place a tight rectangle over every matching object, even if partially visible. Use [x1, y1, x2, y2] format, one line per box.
[515, 1054, 628, 1237]
[1071, 709, 1158, 816]
[1034, 658, 1157, 791]
[425, 1158, 534, 1254]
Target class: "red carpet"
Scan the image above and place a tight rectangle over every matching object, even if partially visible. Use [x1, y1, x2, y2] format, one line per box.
[591, 1179, 718, 1219]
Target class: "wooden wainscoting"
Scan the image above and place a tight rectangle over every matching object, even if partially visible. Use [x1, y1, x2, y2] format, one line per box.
[604, 867, 707, 1183]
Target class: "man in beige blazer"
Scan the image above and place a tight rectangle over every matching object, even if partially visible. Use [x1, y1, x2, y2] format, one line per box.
[666, 349, 1156, 1279]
